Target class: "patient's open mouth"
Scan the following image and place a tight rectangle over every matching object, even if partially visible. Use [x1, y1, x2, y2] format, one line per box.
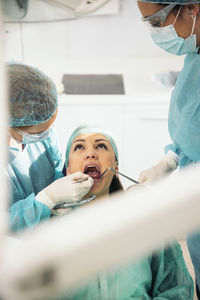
[84, 165, 101, 180]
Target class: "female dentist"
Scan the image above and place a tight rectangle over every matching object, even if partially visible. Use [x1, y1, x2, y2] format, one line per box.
[8, 63, 93, 233]
[137, 0, 200, 298]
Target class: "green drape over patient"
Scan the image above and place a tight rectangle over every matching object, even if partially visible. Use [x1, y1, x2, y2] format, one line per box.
[56, 242, 193, 300]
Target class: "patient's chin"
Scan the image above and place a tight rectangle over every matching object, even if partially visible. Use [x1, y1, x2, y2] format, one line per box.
[83, 179, 110, 200]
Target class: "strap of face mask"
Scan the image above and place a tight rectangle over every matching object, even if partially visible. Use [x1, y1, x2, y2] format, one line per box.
[173, 6, 196, 36]
[173, 6, 182, 26]
[190, 14, 197, 35]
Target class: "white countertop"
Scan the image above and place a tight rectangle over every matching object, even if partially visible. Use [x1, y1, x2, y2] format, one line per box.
[58, 94, 172, 105]
[46, 56, 184, 103]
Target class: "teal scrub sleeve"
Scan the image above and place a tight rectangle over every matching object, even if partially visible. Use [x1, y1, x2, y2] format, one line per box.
[9, 193, 51, 233]
[165, 143, 181, 156]
[151, 242, 194, 300]
[165, 143, 194, 167]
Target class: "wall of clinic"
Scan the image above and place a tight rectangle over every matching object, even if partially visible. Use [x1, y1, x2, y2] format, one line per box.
[3, 0, 173, 66]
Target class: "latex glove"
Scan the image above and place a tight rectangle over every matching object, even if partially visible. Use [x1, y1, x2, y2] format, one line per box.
[35, 172, 94, 209]
[139, 154, 178, 184]
[126, 184, 146, 192]
[51, 207, 72, 217]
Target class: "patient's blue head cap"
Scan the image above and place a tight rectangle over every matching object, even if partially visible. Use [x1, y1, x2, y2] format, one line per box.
[8, 63, 58, 127]
[139, 0, 200, 3]
[65, 123, 119, 168]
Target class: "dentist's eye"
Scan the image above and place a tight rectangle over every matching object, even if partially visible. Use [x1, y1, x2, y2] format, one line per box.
[97, 143, 107, 150]
[74, 144, 84, 151]
[150, 19, 162, 27]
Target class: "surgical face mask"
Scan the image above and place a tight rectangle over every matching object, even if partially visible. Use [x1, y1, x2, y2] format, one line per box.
[14, 127, 52, 144]
[149, 6, 198, 56]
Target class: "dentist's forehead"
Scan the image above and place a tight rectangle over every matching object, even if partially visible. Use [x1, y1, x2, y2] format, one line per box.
[137, 1, 164, 15]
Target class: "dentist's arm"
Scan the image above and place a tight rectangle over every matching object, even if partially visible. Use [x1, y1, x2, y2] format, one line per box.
[36, 172, 94, 209]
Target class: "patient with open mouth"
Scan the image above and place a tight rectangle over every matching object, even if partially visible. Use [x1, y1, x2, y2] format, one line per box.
[63, 123, 124, 203]
[54, 123, 193, 300]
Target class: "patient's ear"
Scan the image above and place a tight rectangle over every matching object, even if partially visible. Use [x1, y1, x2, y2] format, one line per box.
[114, 162, 119, 173]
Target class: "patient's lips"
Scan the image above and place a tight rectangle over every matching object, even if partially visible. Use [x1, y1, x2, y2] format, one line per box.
[84, 164, 101, 180]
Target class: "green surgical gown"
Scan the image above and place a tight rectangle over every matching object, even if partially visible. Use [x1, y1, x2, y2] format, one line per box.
[56, 242, 193, 300]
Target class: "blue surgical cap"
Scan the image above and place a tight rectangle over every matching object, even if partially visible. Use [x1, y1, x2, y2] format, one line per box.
[65, 123, 119, 168]
[139, 0, 200, 3]
[8, 63, 58, 127]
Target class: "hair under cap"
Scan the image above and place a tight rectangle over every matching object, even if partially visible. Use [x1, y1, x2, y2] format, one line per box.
[65, 123, 119, 168]
[8, 63, 58, 127]
[139, 0, 200, 3]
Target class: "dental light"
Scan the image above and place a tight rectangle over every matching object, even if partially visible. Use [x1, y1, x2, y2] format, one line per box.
[2, 0, 113, 22]
[45, 0, 111, 17]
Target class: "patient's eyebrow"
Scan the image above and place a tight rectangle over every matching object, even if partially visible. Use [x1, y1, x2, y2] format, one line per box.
[95, 139, 109, 143]
[73, 139, 86, 144]
[73, 138, 109, 144]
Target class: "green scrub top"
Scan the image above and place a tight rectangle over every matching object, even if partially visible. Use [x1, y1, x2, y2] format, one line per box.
[164, 53, 200, 294]
[8, 130, 63, 232]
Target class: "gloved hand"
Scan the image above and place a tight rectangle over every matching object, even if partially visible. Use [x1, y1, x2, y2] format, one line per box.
[138, 154, 178, 184]
[35, 172, 94, 209]
[51, 207, 72, 217]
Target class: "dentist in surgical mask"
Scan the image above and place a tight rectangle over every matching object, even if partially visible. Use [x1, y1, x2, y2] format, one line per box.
[137, 1, 200, 298]
[148, 3, 198, 55]
[8, 63, 93, 233]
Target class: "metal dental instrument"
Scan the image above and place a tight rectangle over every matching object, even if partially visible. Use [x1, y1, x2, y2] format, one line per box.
[54, 194, 96, 210]
[108, 167, 139, 184]
[99, 168, 108, 178]
[72, 178, 88, 184]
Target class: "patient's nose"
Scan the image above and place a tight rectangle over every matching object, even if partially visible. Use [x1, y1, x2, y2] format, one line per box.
[85, 150, 98, 160]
